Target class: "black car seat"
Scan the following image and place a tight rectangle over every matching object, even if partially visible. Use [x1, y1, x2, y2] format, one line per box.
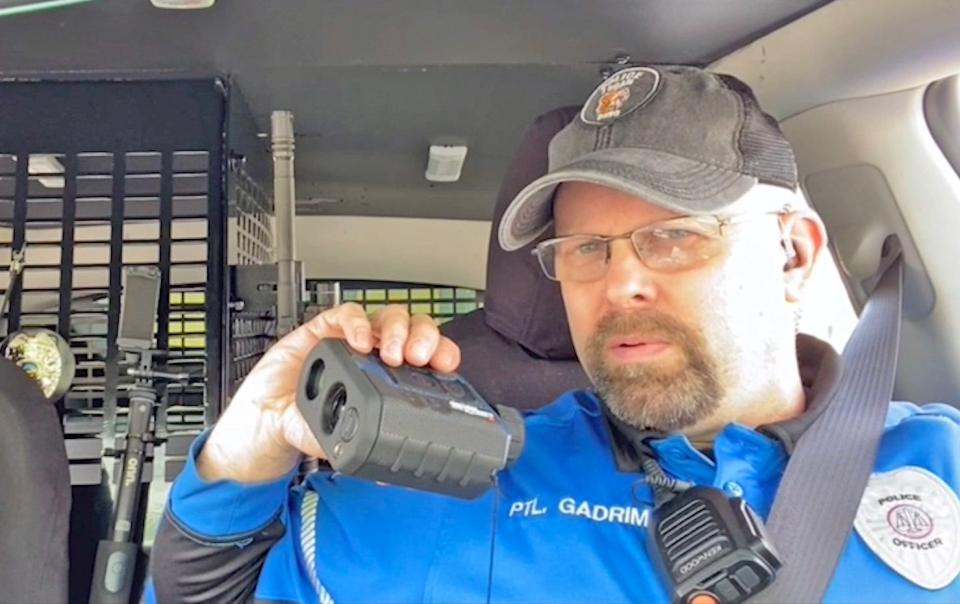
[0, 357, 71, 604]
[440, 106, 591, 410]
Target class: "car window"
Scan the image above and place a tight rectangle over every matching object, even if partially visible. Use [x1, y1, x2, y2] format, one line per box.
[317, 280, 483, 324]
[798, 246, 858, 352]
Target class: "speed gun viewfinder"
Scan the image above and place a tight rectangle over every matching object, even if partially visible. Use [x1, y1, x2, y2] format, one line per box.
[296, 338, 525, 499]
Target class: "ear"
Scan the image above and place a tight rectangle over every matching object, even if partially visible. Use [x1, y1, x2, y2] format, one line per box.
[781, 212, 827, 303]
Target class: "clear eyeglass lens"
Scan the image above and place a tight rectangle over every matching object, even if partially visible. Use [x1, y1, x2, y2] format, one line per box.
[549, 235, 608, 281]
[542, 218, 725, 281]
[633, 222, 723, 270]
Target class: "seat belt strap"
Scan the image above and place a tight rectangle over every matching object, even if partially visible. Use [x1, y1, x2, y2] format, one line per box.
[751, 235, 904, 604]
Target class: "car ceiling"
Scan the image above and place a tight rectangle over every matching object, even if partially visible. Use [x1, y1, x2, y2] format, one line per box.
[0, 0, 831, 221]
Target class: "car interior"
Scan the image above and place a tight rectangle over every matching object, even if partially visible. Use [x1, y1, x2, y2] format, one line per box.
[0, 0, 958, 602]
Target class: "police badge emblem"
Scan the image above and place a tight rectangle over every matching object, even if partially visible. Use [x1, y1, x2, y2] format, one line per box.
[580, 66, 661, 126]
[854, 466, 960, 589]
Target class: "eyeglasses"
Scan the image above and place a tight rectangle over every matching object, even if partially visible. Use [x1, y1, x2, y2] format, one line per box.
[532, 212, 783, 282]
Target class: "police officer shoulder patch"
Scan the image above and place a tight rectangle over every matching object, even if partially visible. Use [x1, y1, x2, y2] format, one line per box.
[854, 466, 960, 590]
[580, 66, 661, 126]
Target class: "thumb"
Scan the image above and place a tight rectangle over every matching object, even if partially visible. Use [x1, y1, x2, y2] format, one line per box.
[282, 403, 327, 459]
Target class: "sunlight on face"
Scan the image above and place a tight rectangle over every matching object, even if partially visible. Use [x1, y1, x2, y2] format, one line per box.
[554, 182, 797, 432]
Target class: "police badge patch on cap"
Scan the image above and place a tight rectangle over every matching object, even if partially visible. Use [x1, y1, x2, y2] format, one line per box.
[854, 466, 960, 589]
[580, 66, 662, 126]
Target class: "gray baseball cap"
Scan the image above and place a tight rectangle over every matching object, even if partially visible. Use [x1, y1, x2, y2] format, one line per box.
[498, 65, 799, 251]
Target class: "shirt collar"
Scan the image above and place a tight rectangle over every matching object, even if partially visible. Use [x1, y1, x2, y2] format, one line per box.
[757, 334, 842, 454]
[603, 333, 843, 471]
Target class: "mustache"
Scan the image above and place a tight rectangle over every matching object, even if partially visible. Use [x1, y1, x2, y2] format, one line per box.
[590, 310, 695, 346]
[585, 309, 721, 432]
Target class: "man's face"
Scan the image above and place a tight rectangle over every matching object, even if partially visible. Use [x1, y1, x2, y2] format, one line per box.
[554, 182, 801, 434]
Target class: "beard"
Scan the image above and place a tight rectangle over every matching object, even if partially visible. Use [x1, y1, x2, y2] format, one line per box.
[585, 310, 723, 432]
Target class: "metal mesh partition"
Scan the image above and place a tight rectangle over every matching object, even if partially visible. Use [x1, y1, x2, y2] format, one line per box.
[0, 151, 222, 465]
[0, 148, 220, 479]
[0, 79, 228, 602]
[228, 159, 277, 396]
[231, 161, 274, 266]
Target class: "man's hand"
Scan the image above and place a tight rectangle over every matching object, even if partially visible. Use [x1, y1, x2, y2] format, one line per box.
[197, 303, 461, 483]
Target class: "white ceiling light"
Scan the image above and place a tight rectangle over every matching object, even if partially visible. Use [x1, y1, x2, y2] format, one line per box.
[425, 145, 468, 183]
[150, 0, 215, 8]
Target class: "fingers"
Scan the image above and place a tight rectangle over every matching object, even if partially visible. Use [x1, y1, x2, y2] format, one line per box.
[402, 313, 440, 367]
[315, 302, 374, 352]
[429, 336, 462, 373]
[373, 305, 440, 367]
[268, 302, 461, 371]
[371, 305, 461, 370]
[274, 302, 372, 359]
[372, 305, 413, 366]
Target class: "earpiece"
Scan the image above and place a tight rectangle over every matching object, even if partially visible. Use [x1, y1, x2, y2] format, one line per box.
[782, 233, 799, 270]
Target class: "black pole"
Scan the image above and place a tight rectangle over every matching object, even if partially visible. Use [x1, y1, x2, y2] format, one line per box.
[103, 153, 126, 444]
[58, 154, 77, 338]
[90, 265, 164, 604]
[7, 151, 28, 334]
[89, 352, 157, 604]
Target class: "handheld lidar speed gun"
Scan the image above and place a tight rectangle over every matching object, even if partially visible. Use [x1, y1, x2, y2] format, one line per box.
[296, 338, 525, 499]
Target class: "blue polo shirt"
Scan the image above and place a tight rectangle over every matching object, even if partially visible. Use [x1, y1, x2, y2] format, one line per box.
[152, 389, 960, 604]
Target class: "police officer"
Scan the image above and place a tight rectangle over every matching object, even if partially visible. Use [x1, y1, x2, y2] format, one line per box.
[148, 66, 960, 603]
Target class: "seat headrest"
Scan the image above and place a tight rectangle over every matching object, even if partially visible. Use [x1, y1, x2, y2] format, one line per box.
[482, 106, 580, 360]
[0, 358, 71, 603]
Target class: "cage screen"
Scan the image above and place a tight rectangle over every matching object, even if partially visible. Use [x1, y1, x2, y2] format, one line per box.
[0, 79, 228, 486]
[230, 160, 274, 266]
[226, 158, 277, 395]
